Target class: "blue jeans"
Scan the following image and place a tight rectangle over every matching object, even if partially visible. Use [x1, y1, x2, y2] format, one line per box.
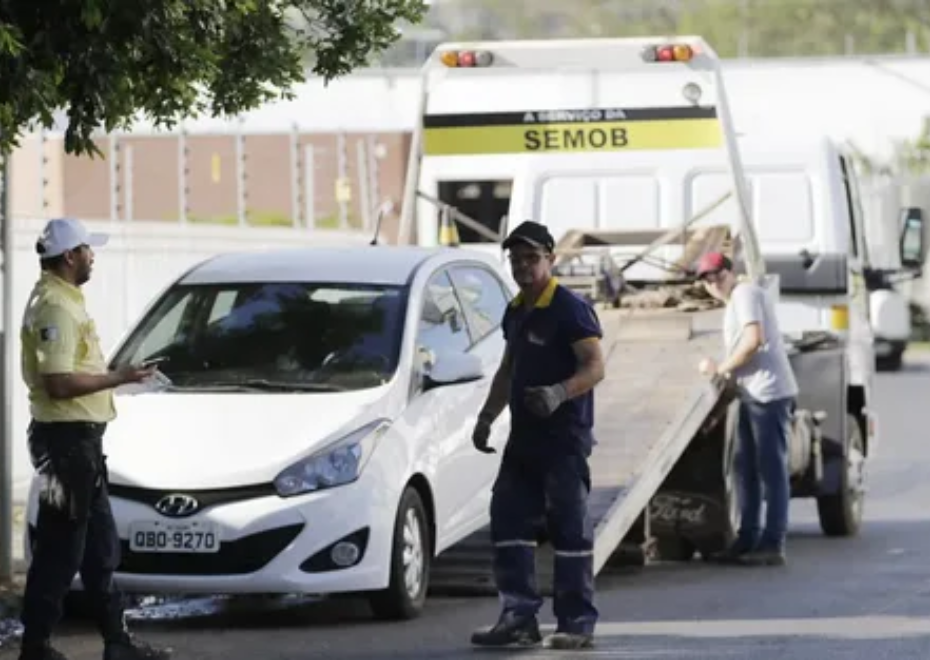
[735, 396, 794, 552]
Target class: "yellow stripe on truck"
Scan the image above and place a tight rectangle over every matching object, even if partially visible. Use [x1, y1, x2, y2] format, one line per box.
[422, 106, 723, 156]
[425, 118, 721, 156]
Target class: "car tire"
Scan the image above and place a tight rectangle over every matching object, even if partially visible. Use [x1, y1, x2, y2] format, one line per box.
[368, 486, 430, 620]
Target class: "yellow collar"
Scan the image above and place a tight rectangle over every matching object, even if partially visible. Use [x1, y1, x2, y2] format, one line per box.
[39, 271, 84, 303]
[511, 277, 559, 309]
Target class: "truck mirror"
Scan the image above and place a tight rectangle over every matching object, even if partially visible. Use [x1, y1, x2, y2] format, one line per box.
[899, 207, 925, 270]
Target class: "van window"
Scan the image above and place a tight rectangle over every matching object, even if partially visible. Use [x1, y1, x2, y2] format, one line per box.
[689, 172, 754, 234]
[753, 173, 814, 242]
[538, 175, 660, 237]
[599, 176, 660, 230]
[437, 179, 511, 243]
[689, 171, 814, 244]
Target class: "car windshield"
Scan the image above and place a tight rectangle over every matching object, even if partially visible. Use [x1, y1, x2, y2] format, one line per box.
[110, 282, 407, 392]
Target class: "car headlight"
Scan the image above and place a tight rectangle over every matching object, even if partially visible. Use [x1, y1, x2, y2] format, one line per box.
[273, 418, 390, 498]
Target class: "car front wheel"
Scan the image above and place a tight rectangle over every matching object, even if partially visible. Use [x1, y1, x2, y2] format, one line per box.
[368, 486, 430, 620]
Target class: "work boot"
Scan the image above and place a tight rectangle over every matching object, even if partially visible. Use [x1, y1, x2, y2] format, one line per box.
[738, 547, 787, 567]
[471, 612, 542, 647]
[707, 539, 753, 565]
[543, 631, 595, 650]
[103, 636, 172, 660]
[17, 641, 70, 660]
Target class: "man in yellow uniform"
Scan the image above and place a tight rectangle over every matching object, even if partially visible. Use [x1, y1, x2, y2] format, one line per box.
[18, 218, 170, 660]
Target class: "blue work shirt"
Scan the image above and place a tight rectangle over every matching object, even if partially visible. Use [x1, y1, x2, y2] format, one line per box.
[503, 277, 603, 457]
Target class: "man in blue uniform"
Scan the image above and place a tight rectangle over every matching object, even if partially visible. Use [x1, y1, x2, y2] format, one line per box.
[470, 221, 606, 650]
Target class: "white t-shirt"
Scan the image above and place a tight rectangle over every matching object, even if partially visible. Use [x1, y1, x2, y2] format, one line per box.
[723, 281, 799, 403]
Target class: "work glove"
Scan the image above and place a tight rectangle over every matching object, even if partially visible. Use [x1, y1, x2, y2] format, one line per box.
[472, 411, 497, 454]
[524, 383, 568, 418]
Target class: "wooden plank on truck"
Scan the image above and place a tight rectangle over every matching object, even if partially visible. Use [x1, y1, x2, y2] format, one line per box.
[427, 306, 728, 596]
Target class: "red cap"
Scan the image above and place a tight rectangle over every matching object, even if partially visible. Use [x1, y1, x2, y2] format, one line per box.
[695, 252, 732, 278]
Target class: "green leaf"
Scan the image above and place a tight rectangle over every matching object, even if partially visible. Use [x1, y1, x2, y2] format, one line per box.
[0, 0, 427, 156]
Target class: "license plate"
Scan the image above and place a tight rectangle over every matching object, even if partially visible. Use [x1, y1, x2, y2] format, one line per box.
[128, 520, 220, 553]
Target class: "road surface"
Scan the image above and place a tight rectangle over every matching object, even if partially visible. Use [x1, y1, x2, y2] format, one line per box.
[2, 356, 930, 659]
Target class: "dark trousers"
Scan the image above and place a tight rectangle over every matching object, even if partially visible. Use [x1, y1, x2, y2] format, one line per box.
[21, 420, 129, 649]
[735, 396, 795, 552]
[489, 447, 598, 635]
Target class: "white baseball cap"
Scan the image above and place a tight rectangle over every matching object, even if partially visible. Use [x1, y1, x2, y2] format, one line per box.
[35, 218, 109, 258]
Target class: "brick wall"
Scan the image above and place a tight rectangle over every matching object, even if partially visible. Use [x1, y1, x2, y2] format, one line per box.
[32, 130, 413, 244]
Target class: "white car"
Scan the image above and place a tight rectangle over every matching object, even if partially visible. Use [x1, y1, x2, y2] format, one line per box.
[25, 245, 515, 619]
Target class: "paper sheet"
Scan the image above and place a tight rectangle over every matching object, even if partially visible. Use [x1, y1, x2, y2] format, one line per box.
[115, 370, 173, 396]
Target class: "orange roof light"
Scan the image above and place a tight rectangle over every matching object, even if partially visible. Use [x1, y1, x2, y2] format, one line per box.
[673, 44, 694, 61]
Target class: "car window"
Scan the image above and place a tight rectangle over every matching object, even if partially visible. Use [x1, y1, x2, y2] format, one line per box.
[132, 291, 196, 359]
[110, 282, 407, 391]
[417, 269, 472, 367]
[448, 265, 510, 344]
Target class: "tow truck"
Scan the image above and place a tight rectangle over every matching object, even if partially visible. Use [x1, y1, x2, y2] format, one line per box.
[397, 36, 927, 596]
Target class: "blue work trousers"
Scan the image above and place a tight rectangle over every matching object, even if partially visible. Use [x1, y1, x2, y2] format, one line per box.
[735, 396, 795, 552]
[489, 448, 598, 635]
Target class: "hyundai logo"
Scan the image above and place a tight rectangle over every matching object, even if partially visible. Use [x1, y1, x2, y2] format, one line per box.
[154, 494, 200, 518]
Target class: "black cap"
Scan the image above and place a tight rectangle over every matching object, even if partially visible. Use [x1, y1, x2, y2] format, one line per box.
[502, 220, 555, 252]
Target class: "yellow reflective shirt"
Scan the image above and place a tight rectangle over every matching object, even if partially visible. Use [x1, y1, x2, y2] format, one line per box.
[20, 272, 116, 423]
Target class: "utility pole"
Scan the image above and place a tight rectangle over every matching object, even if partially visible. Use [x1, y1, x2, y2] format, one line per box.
[0, 150, 12, 582]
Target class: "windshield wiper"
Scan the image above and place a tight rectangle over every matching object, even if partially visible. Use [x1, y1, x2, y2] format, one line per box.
[238, 379, 346, 392]
[168, 379, 345, 393]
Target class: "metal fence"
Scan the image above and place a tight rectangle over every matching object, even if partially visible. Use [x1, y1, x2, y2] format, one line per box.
[9, 126, 411, 242]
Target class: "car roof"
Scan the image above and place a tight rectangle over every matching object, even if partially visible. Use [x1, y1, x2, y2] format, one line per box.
[178, 245, 503, 286]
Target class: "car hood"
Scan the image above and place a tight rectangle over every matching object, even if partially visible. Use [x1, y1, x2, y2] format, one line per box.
[104, 387, 392, 490]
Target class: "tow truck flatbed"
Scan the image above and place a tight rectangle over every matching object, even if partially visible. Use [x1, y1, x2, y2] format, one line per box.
[428, 306, 728, 596]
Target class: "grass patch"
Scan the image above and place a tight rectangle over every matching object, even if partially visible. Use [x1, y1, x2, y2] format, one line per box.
[179, 212, 362, 230]
[908, 341, 930, 353]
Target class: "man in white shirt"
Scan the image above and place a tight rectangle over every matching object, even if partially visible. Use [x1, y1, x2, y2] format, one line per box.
[695, 252, 799, 567]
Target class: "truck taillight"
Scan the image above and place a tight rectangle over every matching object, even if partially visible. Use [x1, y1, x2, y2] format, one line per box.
[641, 43, 694, 63]
[439, 49, 494, 68]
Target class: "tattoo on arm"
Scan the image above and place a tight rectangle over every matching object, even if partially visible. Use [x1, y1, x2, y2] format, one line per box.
[562, 338, 605, 399]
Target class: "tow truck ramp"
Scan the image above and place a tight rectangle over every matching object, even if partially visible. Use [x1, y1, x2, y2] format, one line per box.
[428, 307, 729, 596]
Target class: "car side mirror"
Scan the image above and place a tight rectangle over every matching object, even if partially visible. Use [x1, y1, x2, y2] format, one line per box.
[899, 207, 925, 270]
[424, 351, 484, 390]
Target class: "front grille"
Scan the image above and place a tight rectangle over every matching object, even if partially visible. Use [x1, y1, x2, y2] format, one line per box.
[117, 523, 304, 576]
[109, 482, 276, 514]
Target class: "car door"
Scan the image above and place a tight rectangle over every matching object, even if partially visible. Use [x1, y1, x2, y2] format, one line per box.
[443, 263, 512, 531]
[403, 266, 478, 549]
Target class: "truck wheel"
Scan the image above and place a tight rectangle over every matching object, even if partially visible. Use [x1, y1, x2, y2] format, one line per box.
[698, 399, 741, 560]
[876, 352, 903, 372]
[816, 414, 865, 537]
[368, 486, 430, 620]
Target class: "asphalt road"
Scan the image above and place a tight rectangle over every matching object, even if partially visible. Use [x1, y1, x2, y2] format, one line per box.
[3, 356, 930, 659]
